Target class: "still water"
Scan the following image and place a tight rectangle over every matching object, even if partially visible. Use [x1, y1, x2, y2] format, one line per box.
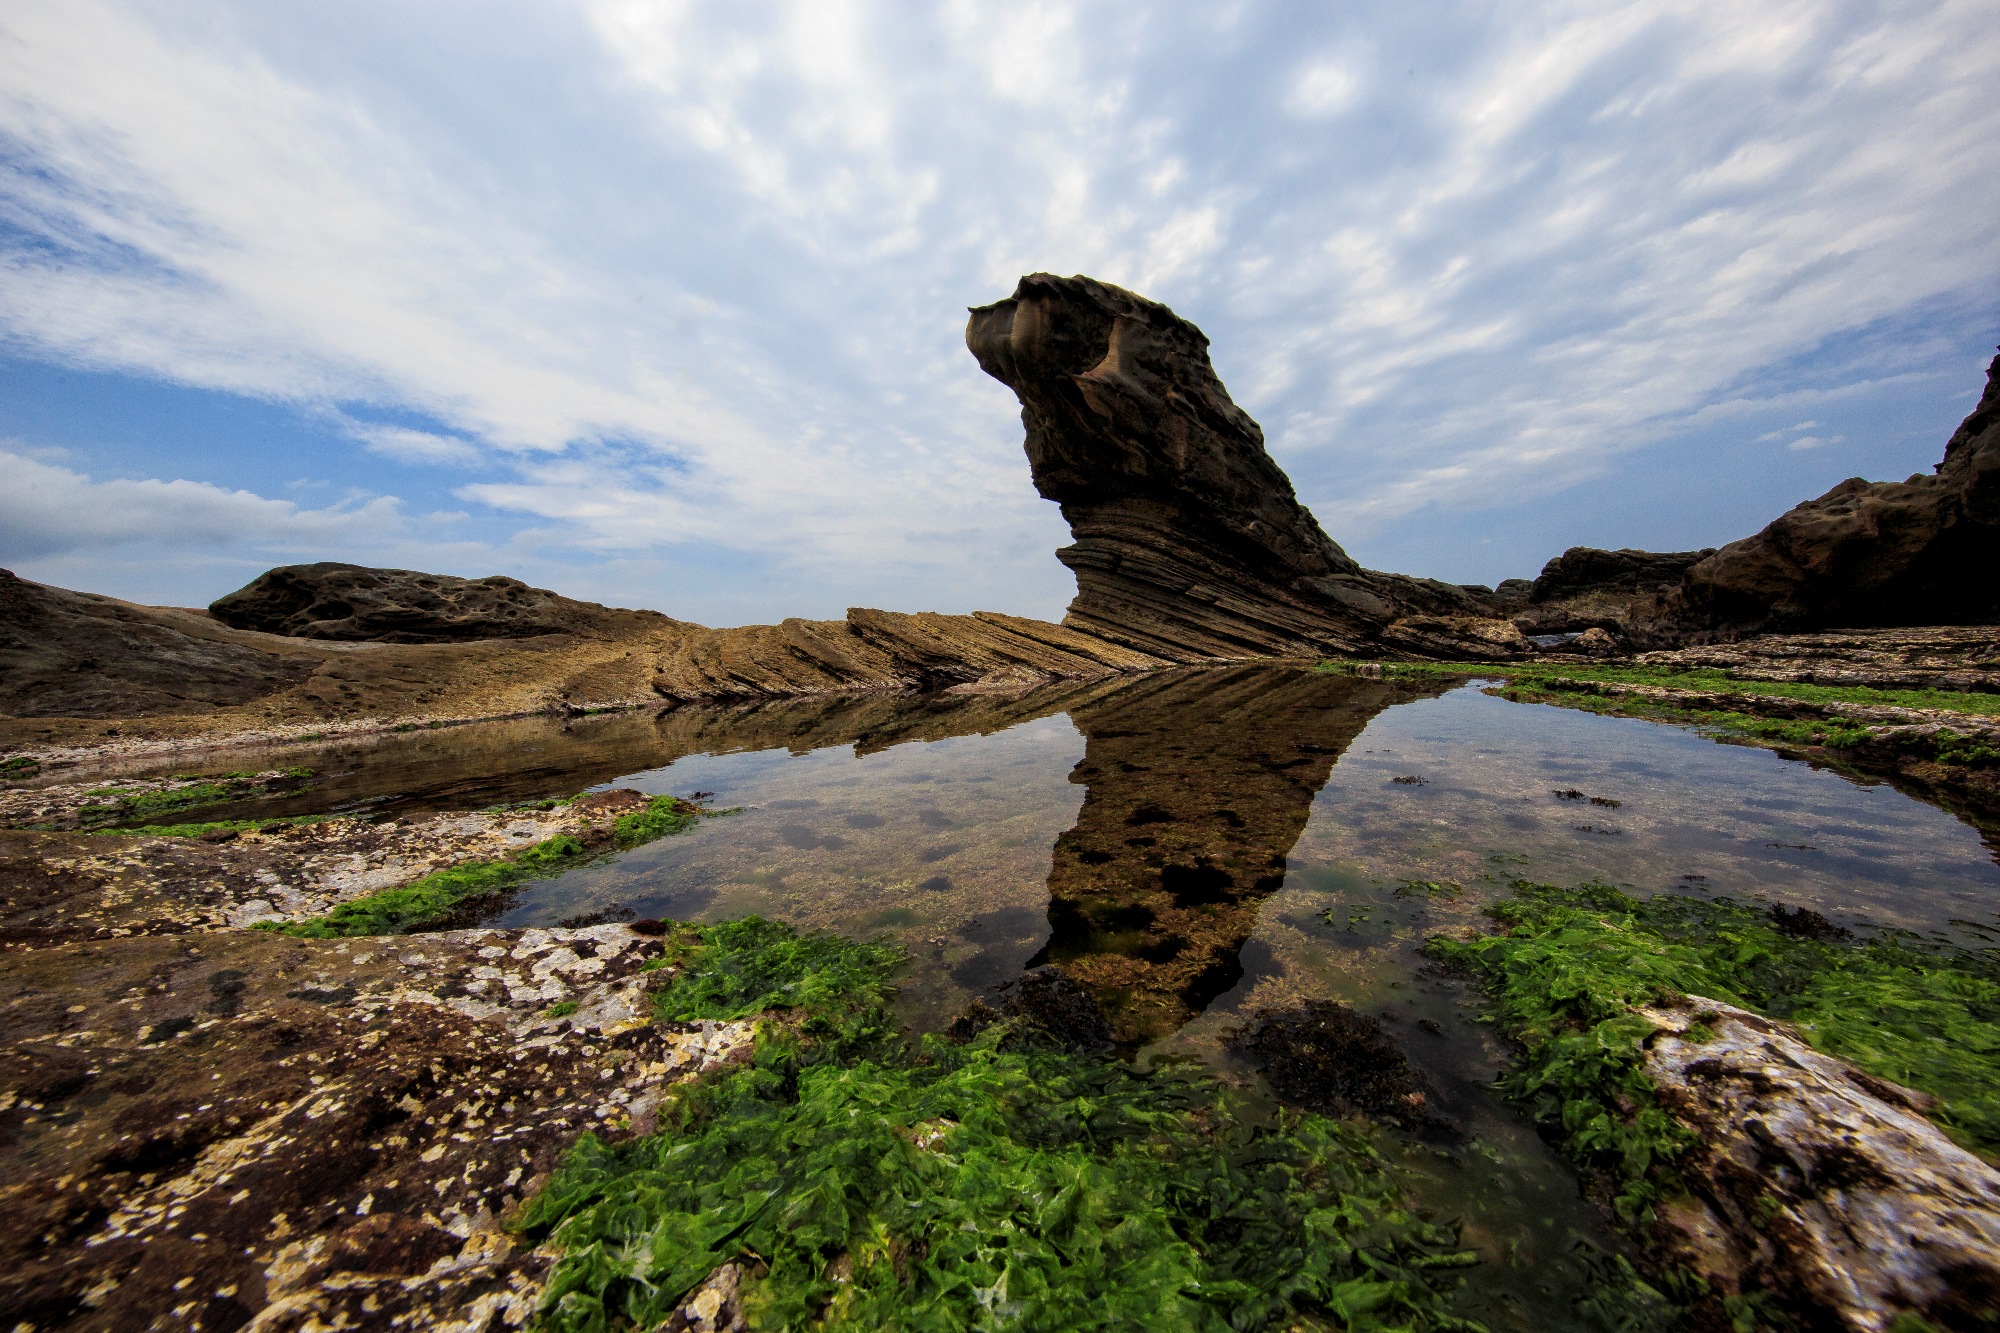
[128, 665, 2000, 1328]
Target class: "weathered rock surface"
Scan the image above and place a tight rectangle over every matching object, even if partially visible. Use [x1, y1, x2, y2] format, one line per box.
[210, 563, 679, 643]
[1636, 624, 2000, 692]
[967, 274, 1499, 660]
[0, 569, 316, 718]
[1667, 352, 2000, 636]
[650, 607, 1168, 700]
[0, 921, 751, 1331]
[1640, 995, 2000, 1332]
[1511, 546, 1715, 635]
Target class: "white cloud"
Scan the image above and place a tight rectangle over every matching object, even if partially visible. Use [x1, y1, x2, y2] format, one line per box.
[0, 0, 1993, 611]
[0, 449, 405, 560]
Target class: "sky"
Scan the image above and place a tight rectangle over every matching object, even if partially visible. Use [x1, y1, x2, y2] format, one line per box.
[1, 1, 1995, 627]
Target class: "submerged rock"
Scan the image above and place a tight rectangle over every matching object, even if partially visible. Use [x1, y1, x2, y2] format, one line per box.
[1640, 995, 2000, 1333]
[210, 562, 676, 643]
[1230, 999, 1459, 1140]
[1667, 352, 2000, 636]
[947, 965, 1115, 1051]
[966, 274, 1499, 660]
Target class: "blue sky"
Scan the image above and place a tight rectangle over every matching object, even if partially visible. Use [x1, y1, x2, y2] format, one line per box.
[1, 1, 1995, 626]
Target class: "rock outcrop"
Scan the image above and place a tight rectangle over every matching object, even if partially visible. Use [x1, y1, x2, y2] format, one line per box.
[967, 274, 1505, 660]
[0, 569, 315, 717]
[210, 562, 677, 643]
[1641, 996, 2000, 1332]
[1666, 352, 2000, 636]
[1510, 546, 1715, 636]
[650, 607, 1168, 700]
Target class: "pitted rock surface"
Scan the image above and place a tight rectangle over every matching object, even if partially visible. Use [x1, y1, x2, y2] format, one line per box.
[1640, 996, 2000, 1332]
[0, 924, 753, 1332]
[966, 273, 1503, 661]
[0, 802, 642, 945]
[208, 564, 678, 644]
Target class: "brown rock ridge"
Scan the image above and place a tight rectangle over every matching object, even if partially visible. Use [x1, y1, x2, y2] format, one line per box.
[967, 273, 1516, 661]
[650, 607, 1168, 700]
[209, 562, 681, 643]
[0, 569, 317, 718]
[1664, 351, 2000, 637]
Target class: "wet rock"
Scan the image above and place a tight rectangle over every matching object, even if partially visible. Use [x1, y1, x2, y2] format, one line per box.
[0, 923, 755, 1332]
[1640, 995, 2000, 1333]
[210, 562, 677, 643]
[966, 274, 1503, 661]
[1667, 353, 2000, 636]
[1230, 1000, 1459, 1139]
[948, 965, 1115, 1051]
[0, 568, 316, 718]
[656, 1261, 749, 1333]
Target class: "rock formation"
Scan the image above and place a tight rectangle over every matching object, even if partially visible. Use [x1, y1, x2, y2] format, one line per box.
[967, 274, 1507, 660]
[0, 569, 313, 717]
[1665, 352, 2000, 636]
[1641, 995, 2000, 1331]
[650, 608, 1167, 700]
[209, 562, 676, 643]
[1510, 546, 1715, 636]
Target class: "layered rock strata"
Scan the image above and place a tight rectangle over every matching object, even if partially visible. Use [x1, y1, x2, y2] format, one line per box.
[1666, 352, 2000, 636]
[209, 562, 679, 643]
[967, 273, 1506, 660]
[1028, 665, 1447, 1041]
[650, 607, 1168, 700]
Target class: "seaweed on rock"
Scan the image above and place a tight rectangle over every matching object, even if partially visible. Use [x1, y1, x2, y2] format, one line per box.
[1426, 881, 2000, 1220]
[523, 919, 1482, 1332]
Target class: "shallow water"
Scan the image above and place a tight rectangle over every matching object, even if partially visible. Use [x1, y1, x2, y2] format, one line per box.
[89, 665, 2000, 1328]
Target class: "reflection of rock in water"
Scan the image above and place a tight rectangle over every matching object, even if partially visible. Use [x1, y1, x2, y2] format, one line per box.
[1031, 665, 1442, 1042]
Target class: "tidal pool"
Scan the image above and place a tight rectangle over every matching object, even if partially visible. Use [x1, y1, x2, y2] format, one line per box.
[104, 665, 2000, 1328]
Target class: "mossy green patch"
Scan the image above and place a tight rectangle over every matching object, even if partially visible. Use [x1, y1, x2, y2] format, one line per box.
[269, 833, 592, 938]
[74, 769, 318, 829]
[1427, 882, 2000, 1219]
[523, 918, 1480, 1332]
[269, 794, 712, 938]
[91, 815, 336, 838]
[1316, 660, 2000, 718]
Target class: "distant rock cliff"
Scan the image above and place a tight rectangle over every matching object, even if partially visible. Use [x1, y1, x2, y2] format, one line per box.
[967, 273, 1510, 660]
[209, 563, 677, 643]
[1663, 353, 2000, 636]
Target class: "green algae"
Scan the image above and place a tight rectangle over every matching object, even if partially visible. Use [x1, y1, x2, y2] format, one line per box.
[1316, 660, 2000, 718]
[90, 814, 336, 838]
[523, 918, 1483, 1333]
[267, 794, 710, 938]
[73, 767, 319, 829]
[1427, 882, 2000, 1222]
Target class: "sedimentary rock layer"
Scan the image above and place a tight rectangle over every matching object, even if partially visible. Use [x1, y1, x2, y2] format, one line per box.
[210, 562, 678, 643]
[650, 607, 1169, 700]
[1667, 352, 2000, 635]
[967, 273, 1499, 659]
[1511, 546, 1715, 636]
